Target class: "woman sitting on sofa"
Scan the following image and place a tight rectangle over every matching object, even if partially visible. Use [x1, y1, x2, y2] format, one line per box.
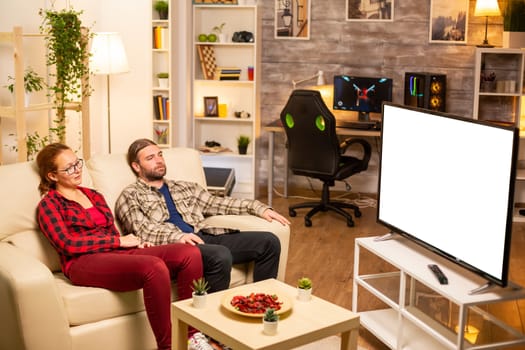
[35, 143, 202, 350]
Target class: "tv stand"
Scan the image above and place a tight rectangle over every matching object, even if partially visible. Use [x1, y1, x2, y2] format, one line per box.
[352, 236, 525, 349]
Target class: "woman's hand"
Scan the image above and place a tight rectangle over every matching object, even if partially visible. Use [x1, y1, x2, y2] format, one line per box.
[119, 234, 141, 248]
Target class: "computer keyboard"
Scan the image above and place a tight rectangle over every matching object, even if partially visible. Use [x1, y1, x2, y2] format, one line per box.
[336, 120, 381, 130]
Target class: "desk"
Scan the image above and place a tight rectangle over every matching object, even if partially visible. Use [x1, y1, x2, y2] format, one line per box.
[264, 120, 380, 206]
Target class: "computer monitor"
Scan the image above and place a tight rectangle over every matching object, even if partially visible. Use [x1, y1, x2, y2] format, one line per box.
[333, 75, 393, 121]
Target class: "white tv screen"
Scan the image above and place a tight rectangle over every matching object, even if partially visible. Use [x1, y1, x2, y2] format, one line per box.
[378, 103, 518, 286]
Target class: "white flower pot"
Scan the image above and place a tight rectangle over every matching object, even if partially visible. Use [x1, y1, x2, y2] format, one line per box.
[297, 287, 312, 302]
[262, 319, 278, 335]
[192, 292, 207, 308]
[158, 78, 169, 88]
[218, 33, 227, 43]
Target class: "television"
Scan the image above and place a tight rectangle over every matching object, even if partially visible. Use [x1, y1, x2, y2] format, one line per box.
[377, 103, 518, 288]
[333, 75, 393, 121]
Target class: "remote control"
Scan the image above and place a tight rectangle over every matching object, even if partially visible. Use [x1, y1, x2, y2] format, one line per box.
[428, 264, 448, 285]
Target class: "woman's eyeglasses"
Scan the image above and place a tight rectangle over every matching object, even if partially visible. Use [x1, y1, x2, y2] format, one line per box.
[57, 159, 84, 176]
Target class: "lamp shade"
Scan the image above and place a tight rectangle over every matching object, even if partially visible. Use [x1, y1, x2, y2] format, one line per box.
[474, 0, 501, 17]
[90, 32, 130, 75]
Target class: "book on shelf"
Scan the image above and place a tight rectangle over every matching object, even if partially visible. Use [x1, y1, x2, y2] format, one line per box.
[214, 66, 241, 80]
[153, 95, 170, 120]
[153, 26, 168, 49]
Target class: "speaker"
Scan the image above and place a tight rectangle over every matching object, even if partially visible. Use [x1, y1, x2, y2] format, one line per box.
[404, 72, 446, 112]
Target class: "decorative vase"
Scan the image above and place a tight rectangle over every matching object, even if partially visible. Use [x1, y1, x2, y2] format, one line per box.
[297, 287, 312, 302]
[218, 33, 227, 43]
[192, 292, 207, 308]
[238, 145, 248, 155]
[262, 319, 278, 335]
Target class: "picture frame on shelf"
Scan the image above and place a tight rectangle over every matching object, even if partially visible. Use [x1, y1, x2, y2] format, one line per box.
[346, 0, 394, 21]
[204, 96, 219, 116]
[274, 0, 311, 40]
[429, 0, 468, 44]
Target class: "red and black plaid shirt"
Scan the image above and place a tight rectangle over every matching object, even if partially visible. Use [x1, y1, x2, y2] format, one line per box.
[37, 187, 120, 276]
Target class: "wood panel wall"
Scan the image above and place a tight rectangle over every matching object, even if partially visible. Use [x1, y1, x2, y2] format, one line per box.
[257, 0, 504, 194]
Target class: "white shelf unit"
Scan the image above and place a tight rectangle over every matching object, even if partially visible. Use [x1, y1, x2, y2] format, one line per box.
[473, 48, 525, 128]
[192, 4, 260, 199]
[473, 48, 525, 222]
[151, 0, 172, 147]
[352, 236, 525, 350]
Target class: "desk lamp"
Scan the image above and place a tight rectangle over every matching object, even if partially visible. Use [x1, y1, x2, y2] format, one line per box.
[90, 32, 130, 153]
[474, 0, 501, 47]
[292, 70, 331, 107]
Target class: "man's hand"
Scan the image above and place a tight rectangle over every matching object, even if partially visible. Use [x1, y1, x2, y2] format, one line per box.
[262, 209, 291, 225]
[178, 233, 204, 246]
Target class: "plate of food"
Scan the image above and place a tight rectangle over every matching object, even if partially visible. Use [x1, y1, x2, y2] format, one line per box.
[221, 291, 292, 317]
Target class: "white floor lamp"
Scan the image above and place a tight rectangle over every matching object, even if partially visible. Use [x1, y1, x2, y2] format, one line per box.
[90, 32, 130, 153]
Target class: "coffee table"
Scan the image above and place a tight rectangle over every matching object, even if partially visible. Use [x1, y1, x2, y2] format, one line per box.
[172, 278, 360, 350]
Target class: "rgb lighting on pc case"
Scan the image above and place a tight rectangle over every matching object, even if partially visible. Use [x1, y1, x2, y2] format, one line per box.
[404, 72, 446, 112]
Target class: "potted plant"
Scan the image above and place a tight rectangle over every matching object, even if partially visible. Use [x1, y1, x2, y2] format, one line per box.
[191, 277, 209, 308]
[212, 22, 227, 42]
[262, 308, 279, 335]
[5, 67, 45, 107]
[237, 135, 250, 155]
[156, 72, 169, 88]
[297, 277, 312, 301]
[154, 0, 169, 20]
[39, 7, 91, 143]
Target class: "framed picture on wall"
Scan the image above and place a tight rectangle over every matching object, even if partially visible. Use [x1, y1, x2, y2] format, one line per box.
[429, 0, 469, 44]
[274, 0, 311, 40]
[204, 96, 219, 117]
[346, 0, 394, 21]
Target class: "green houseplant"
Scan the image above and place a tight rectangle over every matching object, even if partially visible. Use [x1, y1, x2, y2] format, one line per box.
[39, 7, 91, 144]
[156, 72, 169, 88]
[237, 135, 250, 155]
[297, 277, 313, 301]
[154, 0, 169, 20]
[5, 67, 45, 94]
[262, 308, 279, 335]
[191, 277, 209, 308]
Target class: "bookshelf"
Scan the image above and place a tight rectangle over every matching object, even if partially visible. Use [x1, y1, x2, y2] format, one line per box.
[151, 0, 172, 147]
[191, 4, 261, 199]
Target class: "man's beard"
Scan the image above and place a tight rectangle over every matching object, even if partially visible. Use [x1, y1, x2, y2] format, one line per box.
[143, 165, 166, 182]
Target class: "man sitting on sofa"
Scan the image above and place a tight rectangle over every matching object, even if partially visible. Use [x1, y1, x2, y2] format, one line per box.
[115, 138, 290, 293]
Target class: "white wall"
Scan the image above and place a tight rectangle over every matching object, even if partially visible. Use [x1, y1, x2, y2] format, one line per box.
[0, 0, 152, 160]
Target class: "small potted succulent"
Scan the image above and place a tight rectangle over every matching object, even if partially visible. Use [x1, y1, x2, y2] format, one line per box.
[154, 0, 169, 20]
[191, 277, 209, 308]
[237, 135, 250, 155]
[297, 277, 312, 301]
[262, 308, 279, 335]
[5, 67, 45, 107]
[156, 72, 169, 88]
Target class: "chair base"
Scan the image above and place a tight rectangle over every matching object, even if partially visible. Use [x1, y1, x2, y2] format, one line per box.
[289, 199, 361, 228]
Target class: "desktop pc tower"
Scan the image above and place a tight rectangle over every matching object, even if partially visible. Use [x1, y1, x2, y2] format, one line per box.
[404, 72, 446, 112]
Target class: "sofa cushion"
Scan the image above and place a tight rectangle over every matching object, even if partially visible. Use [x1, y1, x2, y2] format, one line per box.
[56, 265, 247, 326]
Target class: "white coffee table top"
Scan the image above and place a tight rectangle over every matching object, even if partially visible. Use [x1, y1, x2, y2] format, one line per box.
[172, 278, 360, 350]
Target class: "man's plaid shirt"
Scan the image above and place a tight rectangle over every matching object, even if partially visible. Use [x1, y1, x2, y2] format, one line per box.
[115, 178, 270, 245]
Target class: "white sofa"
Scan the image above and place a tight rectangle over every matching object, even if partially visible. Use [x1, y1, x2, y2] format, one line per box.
[0, 148, 290, 350]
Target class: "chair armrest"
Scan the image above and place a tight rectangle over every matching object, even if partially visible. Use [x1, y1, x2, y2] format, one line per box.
[200, 215, 290, 282]
[0, 242, 71, 350]
[340, 138, 372, 167]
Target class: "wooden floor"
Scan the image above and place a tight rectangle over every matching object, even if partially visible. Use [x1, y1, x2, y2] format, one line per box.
[264, 188, 525, 349]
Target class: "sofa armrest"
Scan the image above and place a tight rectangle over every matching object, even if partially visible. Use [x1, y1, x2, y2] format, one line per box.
[0, 242, 71, 350]
[200, 216, 290, 282]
